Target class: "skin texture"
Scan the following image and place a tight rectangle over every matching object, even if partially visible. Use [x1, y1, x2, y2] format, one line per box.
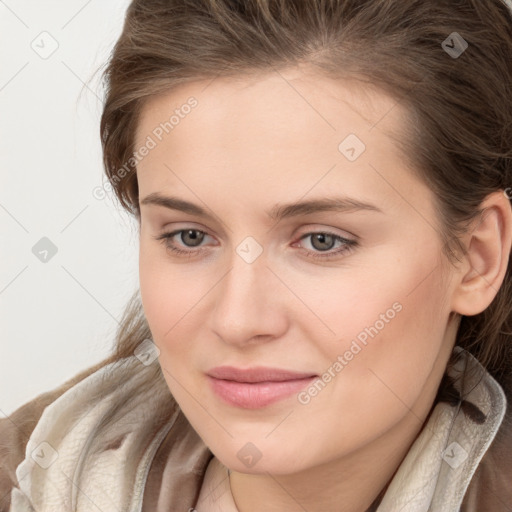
[134, 65, 512, 512]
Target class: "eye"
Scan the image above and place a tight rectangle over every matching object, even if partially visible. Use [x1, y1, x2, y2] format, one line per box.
[154, 228, 212, 257]
[153, 228, 358, 260]
[294, 231, 358, 260]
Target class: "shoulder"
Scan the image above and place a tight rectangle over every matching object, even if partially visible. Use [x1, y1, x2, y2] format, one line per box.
[3, 355, 181, 511]
[0, 390, 56, 511]
[0, 356, 116, 512]
[461, 400, 512, 511]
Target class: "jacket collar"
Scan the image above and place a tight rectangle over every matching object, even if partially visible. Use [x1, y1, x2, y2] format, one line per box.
[377, 346, 507, 511]
[10, 347, 507, 512]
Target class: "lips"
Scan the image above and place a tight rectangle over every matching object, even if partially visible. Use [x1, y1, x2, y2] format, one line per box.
[206, 366, 318, 409]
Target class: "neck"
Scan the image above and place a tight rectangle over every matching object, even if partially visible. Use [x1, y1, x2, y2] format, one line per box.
[228, 407, 428, 512]
[228, 467, 387, 512]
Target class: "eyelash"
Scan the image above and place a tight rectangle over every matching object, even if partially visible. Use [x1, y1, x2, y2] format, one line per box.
[153, 229, 358, 261]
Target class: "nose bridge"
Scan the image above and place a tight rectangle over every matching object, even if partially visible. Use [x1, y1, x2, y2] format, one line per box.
[218, 244, 266, 317]
[211, 239, 281, 344]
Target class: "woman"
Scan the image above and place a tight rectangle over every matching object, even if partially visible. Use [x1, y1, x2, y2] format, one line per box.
[2, 0, 512, 510]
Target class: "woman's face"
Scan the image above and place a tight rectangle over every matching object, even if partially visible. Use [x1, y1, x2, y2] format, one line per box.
[136, 66, 461, 474]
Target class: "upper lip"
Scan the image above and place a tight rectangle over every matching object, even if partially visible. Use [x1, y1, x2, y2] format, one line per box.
[207, 366, 318, 383]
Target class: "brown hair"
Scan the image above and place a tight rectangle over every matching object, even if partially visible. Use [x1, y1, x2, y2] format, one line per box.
[95, 0, 512, 411]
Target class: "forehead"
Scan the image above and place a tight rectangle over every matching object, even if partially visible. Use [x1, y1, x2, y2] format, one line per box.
[133, 67, 427, 223]
[134, 66, 407, 156]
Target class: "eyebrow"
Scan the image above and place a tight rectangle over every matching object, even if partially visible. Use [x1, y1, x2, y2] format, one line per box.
[140, 192, 383, 222]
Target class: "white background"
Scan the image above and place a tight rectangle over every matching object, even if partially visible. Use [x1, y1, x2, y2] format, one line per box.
[0, 0, 136, 416]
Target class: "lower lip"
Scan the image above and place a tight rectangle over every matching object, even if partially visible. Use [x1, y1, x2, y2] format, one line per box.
[207, 375, 317, 409]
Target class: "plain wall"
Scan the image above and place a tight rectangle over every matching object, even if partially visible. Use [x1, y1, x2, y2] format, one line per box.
[0, 0, 137, 416]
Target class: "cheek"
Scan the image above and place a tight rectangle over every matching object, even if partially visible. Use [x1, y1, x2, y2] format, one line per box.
[309, 253, 450, 428]
[138, 254, 203, 401]
[139, 240, 204, 342]
[294, 245, 446, 357]
[138, 246, 221, 407]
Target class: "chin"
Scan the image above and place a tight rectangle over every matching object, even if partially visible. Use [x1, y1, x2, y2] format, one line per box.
[209, 439, 314, 476]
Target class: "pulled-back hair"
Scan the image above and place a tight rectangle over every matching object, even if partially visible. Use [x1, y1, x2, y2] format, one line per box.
[95, 0, 512, 409]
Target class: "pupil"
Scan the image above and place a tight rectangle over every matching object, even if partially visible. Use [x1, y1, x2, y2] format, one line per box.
[313, 233, 333, 251]
[184, 230, 202, 246]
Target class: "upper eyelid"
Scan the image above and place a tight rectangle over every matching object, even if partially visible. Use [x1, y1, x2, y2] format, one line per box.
[158, 220, 357, 237]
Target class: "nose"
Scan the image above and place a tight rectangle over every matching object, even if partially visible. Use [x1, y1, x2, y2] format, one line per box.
[209, 246, 288, 347]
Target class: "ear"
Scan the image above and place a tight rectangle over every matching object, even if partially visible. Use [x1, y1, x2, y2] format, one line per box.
[451, 190, 512, 316]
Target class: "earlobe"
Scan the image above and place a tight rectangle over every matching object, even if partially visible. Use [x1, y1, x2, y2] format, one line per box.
[451, 190, 512, 317]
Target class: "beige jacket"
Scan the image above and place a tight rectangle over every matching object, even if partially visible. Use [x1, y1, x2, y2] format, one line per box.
[1, 346, 511, 511]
